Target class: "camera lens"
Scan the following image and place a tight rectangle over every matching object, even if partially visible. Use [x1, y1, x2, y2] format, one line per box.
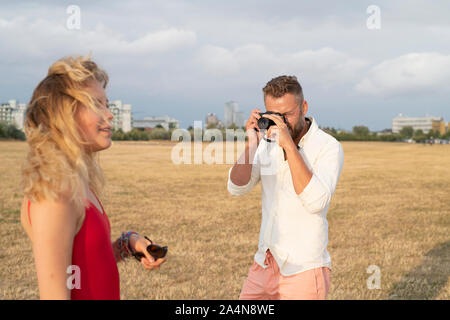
[257, 117, 270, 130]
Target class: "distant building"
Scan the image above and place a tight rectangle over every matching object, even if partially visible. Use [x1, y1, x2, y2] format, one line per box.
[224, 101, 245, 128]
[133, 116, 179, 131]
[224, 101, 237, 127]
[376, 128, 393, 136]
[205, 113, 224, 128]
[234, 111, 245, 128]
[0, 99, 26, 130]
[206, 113, 219, 126]
[392, 114, 446, 134]
[108, 100, 132, 133]
[432, 120, 447, 135]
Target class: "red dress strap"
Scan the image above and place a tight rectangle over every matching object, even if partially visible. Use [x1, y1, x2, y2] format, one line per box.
[90, 189, 105, 214]
[28, 200, 31, 225]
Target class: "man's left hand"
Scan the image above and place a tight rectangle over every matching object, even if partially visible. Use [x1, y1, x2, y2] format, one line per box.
[263, 113, 294, 151]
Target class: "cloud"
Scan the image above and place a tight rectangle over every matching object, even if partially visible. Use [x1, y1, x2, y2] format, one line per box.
[196, 45, 240, 76]
[104, 28, 197, 55]
[196, 44, 367, 86]
[0, 16, 197, 61]
[355, 52, 450, 96]
[287, 47, 368, 84]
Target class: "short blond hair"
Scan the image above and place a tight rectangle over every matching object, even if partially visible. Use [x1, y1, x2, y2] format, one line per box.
[22, 55, 109, 212]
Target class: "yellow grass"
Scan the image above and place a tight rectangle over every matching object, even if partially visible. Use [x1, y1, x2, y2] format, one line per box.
[0, 140, 449, 299]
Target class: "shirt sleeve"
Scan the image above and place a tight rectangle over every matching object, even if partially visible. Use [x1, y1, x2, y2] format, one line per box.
[227, 152, 261, 196]
[297, 141, 344, 214]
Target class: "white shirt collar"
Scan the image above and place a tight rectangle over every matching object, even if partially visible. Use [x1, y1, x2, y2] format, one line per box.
[298, 116, 318, 148]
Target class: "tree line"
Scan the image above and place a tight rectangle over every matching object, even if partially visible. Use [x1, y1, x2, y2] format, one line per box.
[2, 121, 449, 143]
[322, 125, 450, 142]
[0, 121, 26, 140]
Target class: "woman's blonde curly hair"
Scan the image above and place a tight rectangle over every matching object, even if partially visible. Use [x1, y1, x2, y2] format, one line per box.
[22, 55, 109, 213]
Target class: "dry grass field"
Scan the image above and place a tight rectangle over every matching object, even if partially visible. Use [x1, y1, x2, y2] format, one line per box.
[0, 140, 448, 300]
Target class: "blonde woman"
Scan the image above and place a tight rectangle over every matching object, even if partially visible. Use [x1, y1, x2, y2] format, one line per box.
[20, 56, 166, 300]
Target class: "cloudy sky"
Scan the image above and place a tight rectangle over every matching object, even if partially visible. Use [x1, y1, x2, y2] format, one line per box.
[1, 0, 449, 130]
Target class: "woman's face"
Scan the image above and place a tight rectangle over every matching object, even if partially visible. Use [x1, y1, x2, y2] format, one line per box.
[75, 80, 114, 153]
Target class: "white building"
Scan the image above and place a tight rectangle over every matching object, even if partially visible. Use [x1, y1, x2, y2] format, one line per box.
[206, 113, 225, 128]
[224, 101, 245, 128]
[224, 101, 237, 127]
[0, 99, 27, 130]
[234, 111, 245, 128]
[392, 114, 444, 134]
[206, 113, 219, 126]
[133, 116, 179, 131]
[108, 100, 132, 133]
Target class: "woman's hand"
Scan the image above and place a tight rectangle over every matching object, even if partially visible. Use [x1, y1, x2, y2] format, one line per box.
[129, 234, 166, 270]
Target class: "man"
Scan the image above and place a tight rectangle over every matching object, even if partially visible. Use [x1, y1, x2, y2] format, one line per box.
[228, 75, 344, 300]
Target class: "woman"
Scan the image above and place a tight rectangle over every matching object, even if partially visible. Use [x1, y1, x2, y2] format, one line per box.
[20, 56, 166, 300]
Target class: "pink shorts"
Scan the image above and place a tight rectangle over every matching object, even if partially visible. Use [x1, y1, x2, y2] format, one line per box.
[239, 250, 331, 300]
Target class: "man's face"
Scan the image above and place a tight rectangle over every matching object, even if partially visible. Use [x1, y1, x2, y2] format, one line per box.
[264, 93, 306, 141]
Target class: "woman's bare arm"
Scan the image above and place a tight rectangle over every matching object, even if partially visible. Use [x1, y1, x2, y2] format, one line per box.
[29, 199, 78, 300]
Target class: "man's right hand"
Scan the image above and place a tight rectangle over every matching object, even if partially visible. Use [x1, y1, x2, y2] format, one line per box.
[246, 108, 263, 146]
[231, 108, 263, 184]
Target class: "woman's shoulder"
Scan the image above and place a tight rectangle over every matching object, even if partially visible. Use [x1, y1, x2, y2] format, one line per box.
[21, 194, 83, 235]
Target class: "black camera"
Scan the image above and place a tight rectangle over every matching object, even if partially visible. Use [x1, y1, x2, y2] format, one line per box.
[257, 112, 286, 130]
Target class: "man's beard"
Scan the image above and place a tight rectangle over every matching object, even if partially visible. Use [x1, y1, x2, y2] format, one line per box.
[287, 117, 305, 142]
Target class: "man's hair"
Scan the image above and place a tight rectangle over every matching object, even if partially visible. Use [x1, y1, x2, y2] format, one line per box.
[262, 75, 304, 106]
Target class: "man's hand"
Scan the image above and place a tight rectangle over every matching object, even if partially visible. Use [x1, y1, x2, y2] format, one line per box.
[129, 234, 166, 270]
[263, 113, 295, 151]
[246, 108, 264, 147]
[229, 108, 263, 185]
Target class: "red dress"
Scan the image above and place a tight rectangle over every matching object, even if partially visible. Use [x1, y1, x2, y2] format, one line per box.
[28, 193, 120, 300]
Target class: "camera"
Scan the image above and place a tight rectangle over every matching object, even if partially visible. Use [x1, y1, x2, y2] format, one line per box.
[257, 111, 286, 130]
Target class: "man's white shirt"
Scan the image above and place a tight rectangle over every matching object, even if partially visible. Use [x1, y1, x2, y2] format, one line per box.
[227, 116, 344, 276]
